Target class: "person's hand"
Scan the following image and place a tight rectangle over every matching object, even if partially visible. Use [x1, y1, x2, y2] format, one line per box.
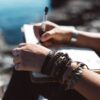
[40, 27, 73, 46]
[34, 21, 58, 41]
[34, 21, 74, 46]
[12, 43, 50, 72]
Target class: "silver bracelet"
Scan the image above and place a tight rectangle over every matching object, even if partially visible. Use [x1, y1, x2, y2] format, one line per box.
[70, 31, 78, 44]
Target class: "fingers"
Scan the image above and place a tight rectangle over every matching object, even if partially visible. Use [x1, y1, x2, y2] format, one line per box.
[33, 23, 42, 40]
[34, 21, 58, 40]
[41, 32, 51, 42]
[12, 43, 26, 65]
[12, 48, 22, 70]
[33, 23, 44, 33]
[41, 29, 55, 42]
[12, 46, 27, 57]
[42, 41, 53, 47]
[13, 55, 21, 64]
[12, 48, 21, 56]
[12, 47, 22, 65]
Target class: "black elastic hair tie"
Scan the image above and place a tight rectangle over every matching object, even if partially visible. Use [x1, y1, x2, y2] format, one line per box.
[41, 50, 56, 75]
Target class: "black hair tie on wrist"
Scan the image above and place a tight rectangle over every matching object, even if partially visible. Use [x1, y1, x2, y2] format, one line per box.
[41, 50, 56, 75]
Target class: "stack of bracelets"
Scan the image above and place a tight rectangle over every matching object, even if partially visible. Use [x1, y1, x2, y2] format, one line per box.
[41, 50, 89, 90]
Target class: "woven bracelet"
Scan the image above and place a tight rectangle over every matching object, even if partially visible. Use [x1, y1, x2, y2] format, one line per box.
[50, 53, 72, 81]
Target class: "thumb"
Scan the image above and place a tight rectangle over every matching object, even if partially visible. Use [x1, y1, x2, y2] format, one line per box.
[41, 30, 54, 42]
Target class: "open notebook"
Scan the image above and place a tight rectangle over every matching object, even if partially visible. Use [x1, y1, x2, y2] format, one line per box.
[22, 24, 100, 82]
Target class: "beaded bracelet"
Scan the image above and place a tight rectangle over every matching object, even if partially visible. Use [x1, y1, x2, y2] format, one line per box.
[63, 62, 89, 90]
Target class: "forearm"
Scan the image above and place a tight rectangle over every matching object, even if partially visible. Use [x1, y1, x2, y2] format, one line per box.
[73, 69, 100, 100]
[74, 31, 100, 52]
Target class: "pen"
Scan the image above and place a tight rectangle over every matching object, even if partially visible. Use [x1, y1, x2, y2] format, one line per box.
[40, 6, 49, 36]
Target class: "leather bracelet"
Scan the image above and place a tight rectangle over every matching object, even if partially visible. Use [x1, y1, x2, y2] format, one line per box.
[41, 51, 72, 78]
[51, 53, 72, 80]
[44, 52, 64, 76]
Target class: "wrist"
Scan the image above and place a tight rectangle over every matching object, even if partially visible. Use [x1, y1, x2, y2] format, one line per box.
[37, 46, 51, 72]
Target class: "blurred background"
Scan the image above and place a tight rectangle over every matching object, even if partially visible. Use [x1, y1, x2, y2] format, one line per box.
[0, 0, 100, 99]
